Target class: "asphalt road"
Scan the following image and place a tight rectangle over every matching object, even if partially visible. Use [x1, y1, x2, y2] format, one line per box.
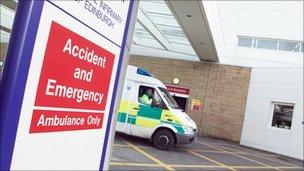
[110, 133, 304, 171]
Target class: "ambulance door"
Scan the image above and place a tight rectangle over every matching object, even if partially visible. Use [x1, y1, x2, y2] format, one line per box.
[116, 79, 135, 134]
[130, 84, 167, 138]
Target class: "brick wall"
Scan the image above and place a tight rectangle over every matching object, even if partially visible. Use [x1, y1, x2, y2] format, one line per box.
[129, 56, 251, 142]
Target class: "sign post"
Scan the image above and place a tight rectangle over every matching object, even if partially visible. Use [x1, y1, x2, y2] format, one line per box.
[0, 0, 137, 170]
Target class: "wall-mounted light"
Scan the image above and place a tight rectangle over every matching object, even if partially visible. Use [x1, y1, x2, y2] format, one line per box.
[173, 78, 180, 85]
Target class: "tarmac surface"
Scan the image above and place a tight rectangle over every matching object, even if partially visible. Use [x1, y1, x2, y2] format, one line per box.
[110, 133, 303, 171]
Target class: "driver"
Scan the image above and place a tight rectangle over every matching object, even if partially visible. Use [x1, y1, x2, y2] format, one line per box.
[139, 88, 153, 105]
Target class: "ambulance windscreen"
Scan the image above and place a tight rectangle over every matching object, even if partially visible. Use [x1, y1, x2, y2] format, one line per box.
[137, 68, 153, 77]
[159, 87, 180, 109]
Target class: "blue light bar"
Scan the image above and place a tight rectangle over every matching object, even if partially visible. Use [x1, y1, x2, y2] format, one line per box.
[137, 68, 152, 77]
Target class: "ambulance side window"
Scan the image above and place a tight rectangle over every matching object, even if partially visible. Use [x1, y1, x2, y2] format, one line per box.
[138, 86, 154, 106]
[153, 90, 168, 110]
[138, 86, 167, 109]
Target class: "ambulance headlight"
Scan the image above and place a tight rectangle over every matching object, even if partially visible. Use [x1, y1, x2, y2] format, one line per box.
[184, 126, 194, 134]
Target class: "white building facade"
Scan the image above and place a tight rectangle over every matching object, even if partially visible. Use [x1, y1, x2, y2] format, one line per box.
[210, 1, 303, 159]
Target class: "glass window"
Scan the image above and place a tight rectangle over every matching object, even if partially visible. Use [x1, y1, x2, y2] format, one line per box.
[166, 36, 190, 45]
[132, 0, 197, 57]
[257, 39, 278, 50]
[158, 87, 180, 109]
[1, 1, 18, 79]
[279, 41, 300, 52]
[271, 102, 294, 130]
[138, 86, 167, 109]
[134, 30, 153, 39]
[134, 21, 145, 31]
[238, 37, 255, 47]
[139, 1, 172, 15]
[159, 27, 186, 38]
[149, 15, 179, 28]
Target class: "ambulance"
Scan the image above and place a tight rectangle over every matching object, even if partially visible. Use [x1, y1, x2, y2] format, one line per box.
[116, 65, 197, 150]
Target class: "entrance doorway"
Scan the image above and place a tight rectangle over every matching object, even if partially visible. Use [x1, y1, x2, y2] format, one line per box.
[166, 85, 190, 112]
[172, 95, 188, 111]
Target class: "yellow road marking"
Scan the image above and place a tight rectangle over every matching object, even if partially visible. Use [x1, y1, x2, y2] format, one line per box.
[134, 145, 155, 149]
[211, 144, 260, 154]
[113, 144, 130, 147]
[184, 149, 237, 171]
[122, 139, 175, 171]
[209, 141, 300, 167]
[170, 164, 302, 169]
[231, 166, 302, 169]
[114, 143, 155, 149]
[110, 162, 158, 167]
[114, 139, 300, 170]
[276, 166, 304, 169]
[204, 141, 301, 168]
[246, 153, 300, 167]
[168, 164, 225, 168]
[109, 162, 303, 170]
[197, 141, 283, 171]
[191, 149, 247, 154]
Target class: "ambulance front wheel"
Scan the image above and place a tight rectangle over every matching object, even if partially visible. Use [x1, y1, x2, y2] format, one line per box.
[153, 129, 175, 150]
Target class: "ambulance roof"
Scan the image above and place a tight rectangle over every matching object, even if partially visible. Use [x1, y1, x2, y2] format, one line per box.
[126, 65, 166, 88]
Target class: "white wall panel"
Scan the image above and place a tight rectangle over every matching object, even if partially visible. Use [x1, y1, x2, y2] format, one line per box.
[239, 10, 260, 23]
[241, 67, 303, 160]
[221, 21, 239, 33]
[292, 117, 303, 137]
[243, 111, 268, 129]
[290, 135, 304, 159]
[266, 68, 302, 84]
[215, 1, 303, 67]
[218, 1, 241, 10]
[223, 33, 238, 45]
[222, 45, 236, 58]
[248, 83, 298, 101]
[245, 97, 269, 114]
[219, 8, 239, 21]
[241, 126, 266, 145]
[294, 102, 303, 121]
[265, 130, 291, 151]
[236, 48, 303, 66]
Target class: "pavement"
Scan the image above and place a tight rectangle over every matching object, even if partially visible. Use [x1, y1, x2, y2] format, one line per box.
[110, 133, 304, 171]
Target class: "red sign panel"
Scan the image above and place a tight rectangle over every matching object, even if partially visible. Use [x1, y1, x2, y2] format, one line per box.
[30, 21, 114, 133]
[166, 85, 190, 95]
[30, 110, 103, 133]
[35, 21, 114, 110]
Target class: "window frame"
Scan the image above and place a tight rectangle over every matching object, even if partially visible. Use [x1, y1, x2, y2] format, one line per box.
[238, 37, 256, 48]
[138, 85, 168, 110]
[278, 41, 301, 52]
[237, 36, 303, 53]
[256, 39, 278, 50]
[269, 101, 295, 133]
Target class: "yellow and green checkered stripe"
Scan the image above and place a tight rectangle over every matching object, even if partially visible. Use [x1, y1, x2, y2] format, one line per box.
[117, 101, 185, 133]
